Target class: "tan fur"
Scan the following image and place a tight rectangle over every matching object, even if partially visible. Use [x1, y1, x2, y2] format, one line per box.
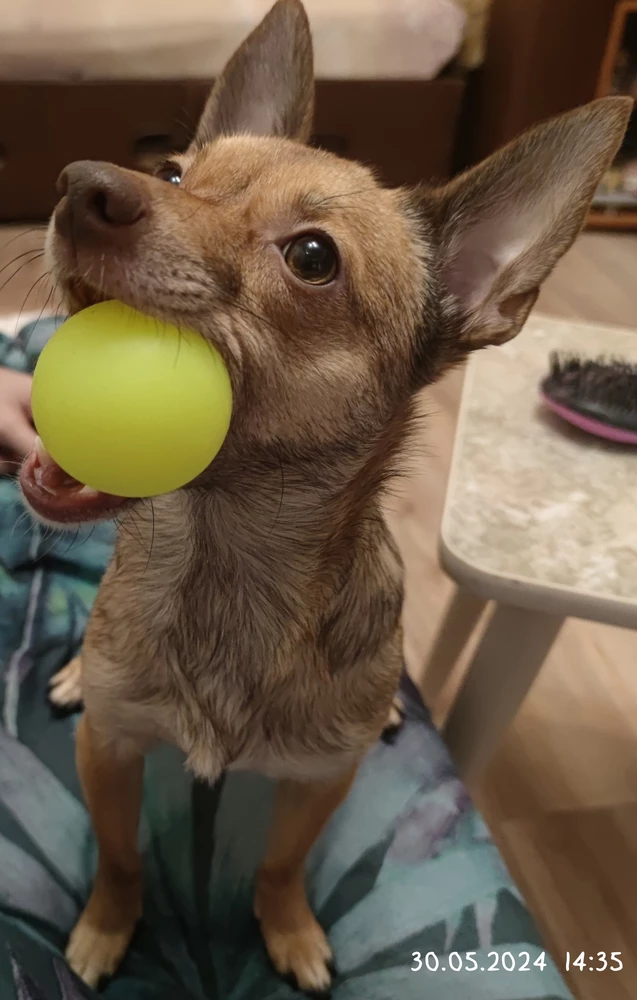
[34, 0, 630, 991]
[65, 716, 143, 986]
[255, 769, 356, 992]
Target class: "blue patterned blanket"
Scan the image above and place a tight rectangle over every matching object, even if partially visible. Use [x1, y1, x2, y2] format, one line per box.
[0, 319, 571, 1000]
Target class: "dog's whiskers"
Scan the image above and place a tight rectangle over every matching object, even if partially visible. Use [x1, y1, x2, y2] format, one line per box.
[0, 228, 46, 253]
[0, 247, 46, 281]
[0, 254, 47, 305]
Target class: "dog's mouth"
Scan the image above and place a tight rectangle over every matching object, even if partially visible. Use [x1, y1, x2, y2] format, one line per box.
[20, 438, 129, 525]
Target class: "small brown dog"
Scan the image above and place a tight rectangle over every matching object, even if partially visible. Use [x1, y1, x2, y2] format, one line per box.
[19, 0, 629, 992]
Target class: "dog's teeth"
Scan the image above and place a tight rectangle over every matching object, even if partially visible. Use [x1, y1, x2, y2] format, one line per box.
[78, 485, 100, 497]
[34, 435, 50, 465]
[33, 465, 58, 494]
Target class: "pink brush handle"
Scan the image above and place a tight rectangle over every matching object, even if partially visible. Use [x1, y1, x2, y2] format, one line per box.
[542, 393, 637, 445]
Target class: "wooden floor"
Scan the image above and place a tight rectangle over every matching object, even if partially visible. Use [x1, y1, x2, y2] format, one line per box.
[2, 227, 637, 999]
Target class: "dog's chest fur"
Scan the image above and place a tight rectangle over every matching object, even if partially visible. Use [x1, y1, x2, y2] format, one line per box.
[83, 485, 404, 781]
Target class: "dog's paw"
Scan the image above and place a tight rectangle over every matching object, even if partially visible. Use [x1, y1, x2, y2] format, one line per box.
[381, 693, 406, 743]
[65, 911, 135, 988]
[262, 915, 334, 995]
[49, 657, 83, 710]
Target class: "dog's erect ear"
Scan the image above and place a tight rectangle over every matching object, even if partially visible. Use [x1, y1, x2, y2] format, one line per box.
[429, 97, 631, 352]
[194, 0, 314, 146]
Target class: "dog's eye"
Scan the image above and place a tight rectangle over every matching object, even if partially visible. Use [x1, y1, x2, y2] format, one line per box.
[155, 163, 182, 185]
[284, 234, 338, 285]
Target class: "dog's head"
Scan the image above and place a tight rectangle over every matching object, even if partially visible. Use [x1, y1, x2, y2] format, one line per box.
[21, 0, 630, 524]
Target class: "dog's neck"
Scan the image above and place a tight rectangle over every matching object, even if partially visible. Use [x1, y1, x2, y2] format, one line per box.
[118, 445, 379, 581]
[115, 382, 414, 586]
[113, 424, 405, 624]
[109, 429, 406, 690]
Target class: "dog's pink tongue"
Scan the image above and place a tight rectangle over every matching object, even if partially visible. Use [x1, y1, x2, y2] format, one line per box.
[33, 437, 82, 493]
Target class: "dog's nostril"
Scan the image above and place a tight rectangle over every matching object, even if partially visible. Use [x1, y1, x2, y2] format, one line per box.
[91, 190, 110, 224]
[56, 162, 149, 235]
[87, 184, 146, 227]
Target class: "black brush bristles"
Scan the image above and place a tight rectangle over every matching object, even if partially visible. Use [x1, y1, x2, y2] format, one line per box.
[542, 353, 637, 432]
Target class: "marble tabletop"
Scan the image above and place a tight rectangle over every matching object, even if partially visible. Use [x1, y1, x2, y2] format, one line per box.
[441, 315, 637, 626]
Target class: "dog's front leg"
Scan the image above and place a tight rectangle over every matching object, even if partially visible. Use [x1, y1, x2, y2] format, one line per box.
[66, 713, 144, 988]
[255, 766, 357, 994]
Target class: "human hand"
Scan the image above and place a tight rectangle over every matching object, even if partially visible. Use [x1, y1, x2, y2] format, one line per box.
[0, 367, 35, 476]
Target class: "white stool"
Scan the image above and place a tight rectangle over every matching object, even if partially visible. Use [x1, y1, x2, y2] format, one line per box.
[429, 315, 637, 782]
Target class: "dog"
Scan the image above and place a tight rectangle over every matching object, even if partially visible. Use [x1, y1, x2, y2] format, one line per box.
[19, 0, 629, 992]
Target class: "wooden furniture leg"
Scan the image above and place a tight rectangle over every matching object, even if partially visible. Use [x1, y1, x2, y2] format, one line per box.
[422, 587, 488, 705]
[442, 604, 564, 782]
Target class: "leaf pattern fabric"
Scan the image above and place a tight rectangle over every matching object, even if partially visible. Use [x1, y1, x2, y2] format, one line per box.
[0, 319, 572, 999]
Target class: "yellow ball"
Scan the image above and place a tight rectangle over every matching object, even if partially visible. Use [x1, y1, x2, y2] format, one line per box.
[31, 301, 232, 497]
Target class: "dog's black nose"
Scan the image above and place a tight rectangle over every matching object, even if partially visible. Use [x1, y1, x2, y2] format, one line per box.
[55, 161, 148, 239]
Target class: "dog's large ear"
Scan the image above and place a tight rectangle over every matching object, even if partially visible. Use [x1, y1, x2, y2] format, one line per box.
[428, 97, 631, 353]
[193, 0, 314, 146]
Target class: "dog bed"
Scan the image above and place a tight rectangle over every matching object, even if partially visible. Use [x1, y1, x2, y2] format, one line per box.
[0, 319, 571, 999]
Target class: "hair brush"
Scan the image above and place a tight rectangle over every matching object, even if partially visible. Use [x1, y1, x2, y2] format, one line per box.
[541, 353, 637, 445]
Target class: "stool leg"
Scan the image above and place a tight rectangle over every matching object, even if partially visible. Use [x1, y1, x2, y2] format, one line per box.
[422, 588, 487, 705]
[442, 605, 564, 782]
